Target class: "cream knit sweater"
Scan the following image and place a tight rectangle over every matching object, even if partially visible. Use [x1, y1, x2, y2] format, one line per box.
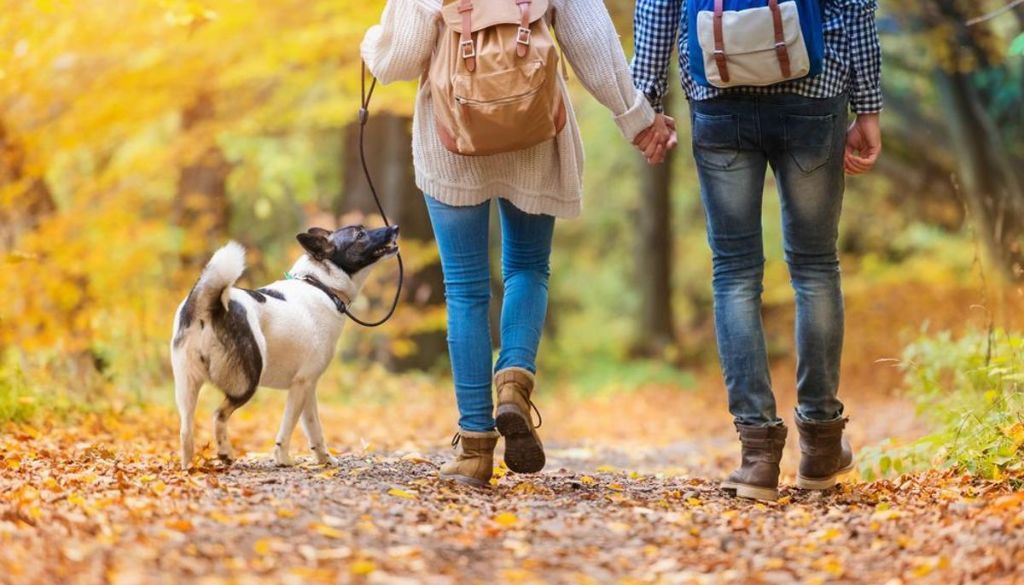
[361, 0, 656, 219]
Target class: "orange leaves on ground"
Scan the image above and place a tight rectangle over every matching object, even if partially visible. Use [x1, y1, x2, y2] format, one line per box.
[386, 488, 417, 500]
[493, 512, 519, 528]
[311, 523, 346, 540]
[3, 409, 1024, 584]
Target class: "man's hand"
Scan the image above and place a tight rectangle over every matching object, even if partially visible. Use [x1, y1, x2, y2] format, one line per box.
[844, 113, 882, 175]
[634, 114, 678, 165]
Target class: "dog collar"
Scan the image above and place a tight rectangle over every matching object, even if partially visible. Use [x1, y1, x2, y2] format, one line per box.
[297, 274, 352, 315]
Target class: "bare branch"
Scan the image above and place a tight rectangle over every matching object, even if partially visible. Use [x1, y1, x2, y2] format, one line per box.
[966, 0, 1024, 26]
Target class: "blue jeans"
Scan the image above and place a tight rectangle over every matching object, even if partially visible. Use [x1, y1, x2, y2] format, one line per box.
[424, 195, 554, 432]
[691, 93, 848, 427]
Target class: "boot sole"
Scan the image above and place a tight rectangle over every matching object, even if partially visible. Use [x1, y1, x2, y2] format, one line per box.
[496, 404, 545, 474]
[721, 481, 779, 502]
[439, 472, 491, 489]
[796, 462, 855, 490]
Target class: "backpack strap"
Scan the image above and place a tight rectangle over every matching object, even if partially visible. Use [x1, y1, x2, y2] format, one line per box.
[458, 0, 477, 72]
[768, 0, 792, 78]
[712, 0, 730, 84]
[516, 0, 532, 57]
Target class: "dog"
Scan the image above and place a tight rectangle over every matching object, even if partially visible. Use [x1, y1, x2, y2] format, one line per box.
[170, 225, 400, 470]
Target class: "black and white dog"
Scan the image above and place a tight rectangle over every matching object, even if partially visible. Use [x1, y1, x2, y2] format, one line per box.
[171, 225, 399, 470]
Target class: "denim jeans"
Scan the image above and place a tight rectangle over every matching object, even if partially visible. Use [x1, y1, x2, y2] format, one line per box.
[690, 93, 848, 427]
[424, 195, 555, 432]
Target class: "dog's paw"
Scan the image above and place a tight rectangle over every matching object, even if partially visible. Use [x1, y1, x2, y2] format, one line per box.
[315, 453, 338, 466]
[274, 447, 295, 467]
[311, 445, 336, 466]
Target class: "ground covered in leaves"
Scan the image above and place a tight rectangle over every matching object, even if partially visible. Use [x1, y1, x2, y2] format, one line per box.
[2, 376, 1022, 585]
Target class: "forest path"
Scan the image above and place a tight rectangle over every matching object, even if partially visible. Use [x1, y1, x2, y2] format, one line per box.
[2, 380, 1022, 585]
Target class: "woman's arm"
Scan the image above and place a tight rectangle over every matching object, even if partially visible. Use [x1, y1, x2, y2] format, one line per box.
[361, 0, 440, 85]
[551, 0, 657, 142]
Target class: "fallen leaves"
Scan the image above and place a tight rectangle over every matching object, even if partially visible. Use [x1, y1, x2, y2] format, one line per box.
[493, 512, 519, 527]
[164, 519, 193, 532]
[386, 488, 417, 500]
[311, 523, 345, 539]
[1, 410, 1023, 585]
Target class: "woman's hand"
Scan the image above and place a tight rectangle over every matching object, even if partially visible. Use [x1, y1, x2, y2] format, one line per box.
[634, 114, 678, 165]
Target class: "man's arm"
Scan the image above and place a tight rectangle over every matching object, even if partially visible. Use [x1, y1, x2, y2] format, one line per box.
[842, 0, 883, 174]
[631, 0, 682, 113]
[844, 0, 883, 114]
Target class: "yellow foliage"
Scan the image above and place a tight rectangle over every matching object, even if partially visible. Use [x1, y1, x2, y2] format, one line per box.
[0, 0, 425, 391]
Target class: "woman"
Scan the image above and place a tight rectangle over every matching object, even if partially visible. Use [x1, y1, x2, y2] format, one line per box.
[362, 0, 675, 487]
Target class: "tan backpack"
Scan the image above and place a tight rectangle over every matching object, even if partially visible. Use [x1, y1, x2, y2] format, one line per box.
[429, 0, 566, 157]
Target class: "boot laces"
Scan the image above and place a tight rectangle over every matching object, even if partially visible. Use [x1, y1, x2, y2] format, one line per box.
[530, 400, 543, 429]
[509, 381, 543, 429]
[451, 432, 461, 448]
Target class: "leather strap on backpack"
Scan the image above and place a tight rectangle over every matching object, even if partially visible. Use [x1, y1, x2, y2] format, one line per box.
[768, 0, 792, 78]
[712, 0, 729, 84]
[458, 0, 476, 72]
[516, 0, 532, 57]
[714, 0, 793, 83]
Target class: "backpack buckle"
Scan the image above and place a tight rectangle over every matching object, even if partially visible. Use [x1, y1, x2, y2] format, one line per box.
[516, 27, 532, 46]
[460, 39, 476, 59]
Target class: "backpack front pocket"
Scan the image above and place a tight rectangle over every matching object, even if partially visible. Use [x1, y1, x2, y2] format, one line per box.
[696, 1, 811, 88]
[451, 61, 561, 155]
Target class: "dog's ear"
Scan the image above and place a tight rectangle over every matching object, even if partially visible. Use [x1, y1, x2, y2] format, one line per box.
[306, 227, 332, 239]
[297, 232, 335, 261]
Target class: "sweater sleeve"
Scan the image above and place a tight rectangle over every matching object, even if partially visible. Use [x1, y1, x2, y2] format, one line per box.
[552, 0, 657, 141]
[361, 0, 441, 85]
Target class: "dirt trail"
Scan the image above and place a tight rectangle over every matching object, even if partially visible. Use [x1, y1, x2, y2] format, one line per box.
[1, 383, 1021, 585]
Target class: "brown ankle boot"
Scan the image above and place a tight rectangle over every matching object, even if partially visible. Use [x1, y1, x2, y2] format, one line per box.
[721, 423, 788, 502]
[494, 368, 545, 474]
[439, 430, 499, 488]
[796, 417, 854, 490]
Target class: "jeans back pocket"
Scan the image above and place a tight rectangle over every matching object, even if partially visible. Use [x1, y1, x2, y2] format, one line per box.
[784, 113, 836, 174]
[692, 113, 741, 170]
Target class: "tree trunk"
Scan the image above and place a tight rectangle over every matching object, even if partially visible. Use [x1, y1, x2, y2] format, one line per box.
[0, 120, 56, 250]
[175, 92, 230, 268]
[632, 142, 677, 357]
[343, 113, 447, 371]
[925, 0, 1024, 280]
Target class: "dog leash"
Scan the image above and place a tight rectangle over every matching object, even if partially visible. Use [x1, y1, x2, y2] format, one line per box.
[330, 63, 404, 328]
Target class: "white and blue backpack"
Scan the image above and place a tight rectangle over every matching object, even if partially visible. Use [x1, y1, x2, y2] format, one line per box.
[688, 0, 825, 88]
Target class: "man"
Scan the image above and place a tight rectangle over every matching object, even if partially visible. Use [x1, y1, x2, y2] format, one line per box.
[632, 0, 883, 501]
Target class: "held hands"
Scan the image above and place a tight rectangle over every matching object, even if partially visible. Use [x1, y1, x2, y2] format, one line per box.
[845, 113, 882, 175]
[634, 114, 679, 165]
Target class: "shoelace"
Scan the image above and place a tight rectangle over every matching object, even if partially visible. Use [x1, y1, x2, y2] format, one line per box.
[450, 432, 461, 448]
[530, 400, 543, 429]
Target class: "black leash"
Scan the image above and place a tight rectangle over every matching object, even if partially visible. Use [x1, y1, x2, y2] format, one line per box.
[327, 63, 404, 328]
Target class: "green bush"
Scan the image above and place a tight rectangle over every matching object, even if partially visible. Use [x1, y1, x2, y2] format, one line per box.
[0, 352, 38, 423]
[860, 329, 1024, 481]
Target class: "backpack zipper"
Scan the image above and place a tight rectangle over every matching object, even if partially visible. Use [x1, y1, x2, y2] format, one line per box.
[456, 84, 545, 107]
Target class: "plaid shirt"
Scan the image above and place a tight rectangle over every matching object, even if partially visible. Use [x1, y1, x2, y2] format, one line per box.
[632, 0, 883, 114]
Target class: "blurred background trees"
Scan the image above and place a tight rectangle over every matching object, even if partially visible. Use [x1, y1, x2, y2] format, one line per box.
[1, 0, 1022, 396]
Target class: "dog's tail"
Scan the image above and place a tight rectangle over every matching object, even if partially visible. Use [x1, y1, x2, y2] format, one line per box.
[191, 241, 246, 317]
